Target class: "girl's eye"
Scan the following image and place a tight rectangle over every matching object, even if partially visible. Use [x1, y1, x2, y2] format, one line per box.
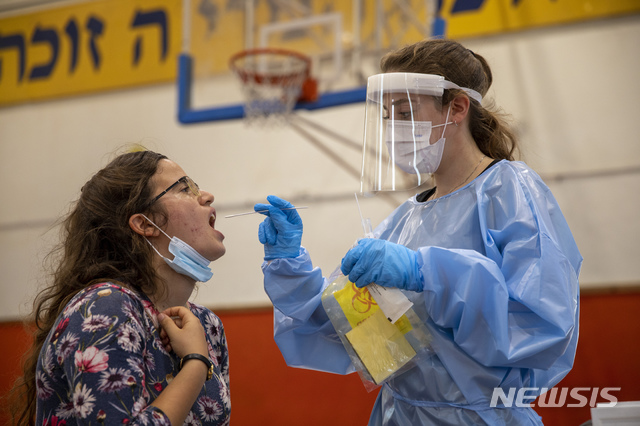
[397, 111, 412, 119]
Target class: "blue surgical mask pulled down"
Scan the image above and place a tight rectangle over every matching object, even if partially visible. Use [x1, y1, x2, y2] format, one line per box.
[141, 215, 213, 282]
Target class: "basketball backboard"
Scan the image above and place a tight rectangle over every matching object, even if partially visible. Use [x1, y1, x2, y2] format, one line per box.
[178, 0, 443, 124]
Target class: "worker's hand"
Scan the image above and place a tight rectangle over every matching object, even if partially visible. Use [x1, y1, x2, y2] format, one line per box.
[341, 239, 423, 292]
[158, 306, 208, 359]
[254, 195, 303, 260]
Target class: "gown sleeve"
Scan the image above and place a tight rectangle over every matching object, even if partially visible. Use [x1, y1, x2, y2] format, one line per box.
[262, 250, 354, 374]
[418, 165, 581, 371]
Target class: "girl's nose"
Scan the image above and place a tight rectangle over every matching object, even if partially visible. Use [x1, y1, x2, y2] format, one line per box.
[200, 190, 214, 205]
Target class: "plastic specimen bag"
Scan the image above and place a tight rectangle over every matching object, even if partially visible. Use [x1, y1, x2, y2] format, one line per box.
[322, 267, 432, 391]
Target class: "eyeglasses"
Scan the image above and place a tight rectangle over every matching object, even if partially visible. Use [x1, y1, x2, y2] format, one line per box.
[150, 176, 201, 204]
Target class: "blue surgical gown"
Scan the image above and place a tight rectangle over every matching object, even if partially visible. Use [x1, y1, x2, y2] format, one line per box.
[262, 160, 582, 425]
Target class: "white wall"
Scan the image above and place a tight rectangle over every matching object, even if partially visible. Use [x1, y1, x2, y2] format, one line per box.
[1, 14, 639, 321]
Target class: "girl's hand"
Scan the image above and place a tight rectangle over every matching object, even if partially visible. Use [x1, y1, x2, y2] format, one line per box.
[157, 306, 208, 358]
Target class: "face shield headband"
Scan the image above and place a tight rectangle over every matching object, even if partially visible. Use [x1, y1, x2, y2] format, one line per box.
[360, 73, 482, 195]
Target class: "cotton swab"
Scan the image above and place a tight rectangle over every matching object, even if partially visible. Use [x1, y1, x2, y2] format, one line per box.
[224, 206, 308, 218]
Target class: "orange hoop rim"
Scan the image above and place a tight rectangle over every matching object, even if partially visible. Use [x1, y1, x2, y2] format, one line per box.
[229, 47, 312, 85]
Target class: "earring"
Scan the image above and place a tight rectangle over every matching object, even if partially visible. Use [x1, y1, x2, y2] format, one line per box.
[454, 121, 458, 127]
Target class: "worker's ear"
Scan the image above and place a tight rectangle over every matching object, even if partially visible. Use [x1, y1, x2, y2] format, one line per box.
[129, 213, 159, 237]
[448, 93, 470, 125]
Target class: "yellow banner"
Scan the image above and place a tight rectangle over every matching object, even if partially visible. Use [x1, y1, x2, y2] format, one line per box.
[0, 0, 181, 106]
[444, 0, 640, 38]
[1, 0, 638, 106]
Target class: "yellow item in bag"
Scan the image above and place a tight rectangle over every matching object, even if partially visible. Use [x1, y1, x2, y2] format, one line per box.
[333, 280, 413, 334]
[322, 273, 432, 389]
[346, 309, 417, 384]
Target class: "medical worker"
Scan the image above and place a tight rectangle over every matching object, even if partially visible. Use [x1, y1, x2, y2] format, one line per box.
[254, 38, 581, 425]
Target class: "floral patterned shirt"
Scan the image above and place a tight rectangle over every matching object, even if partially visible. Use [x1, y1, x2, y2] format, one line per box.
[35, 282, 231, 425]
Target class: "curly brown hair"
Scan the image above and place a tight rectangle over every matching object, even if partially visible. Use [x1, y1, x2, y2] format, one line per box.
[8, 149, 169, 425]
[380, 38, 519, 161]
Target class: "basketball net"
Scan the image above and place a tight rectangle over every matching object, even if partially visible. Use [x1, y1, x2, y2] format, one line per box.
[229, 48, 318, 126]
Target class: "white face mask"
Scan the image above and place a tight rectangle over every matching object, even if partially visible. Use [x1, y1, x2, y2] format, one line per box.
[362, 73, 481, 194]
[385, 104, 452, 174]
[141, 215, 213, 282]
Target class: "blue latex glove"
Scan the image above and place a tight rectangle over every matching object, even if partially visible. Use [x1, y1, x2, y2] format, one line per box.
[340, 238, 423, 292]
[254, 195, 303, 260]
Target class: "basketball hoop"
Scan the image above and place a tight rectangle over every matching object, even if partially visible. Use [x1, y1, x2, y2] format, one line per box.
[229, 48, 318, 125]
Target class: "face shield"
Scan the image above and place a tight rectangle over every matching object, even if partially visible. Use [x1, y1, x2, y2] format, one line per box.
[360, 73, 482, 196]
